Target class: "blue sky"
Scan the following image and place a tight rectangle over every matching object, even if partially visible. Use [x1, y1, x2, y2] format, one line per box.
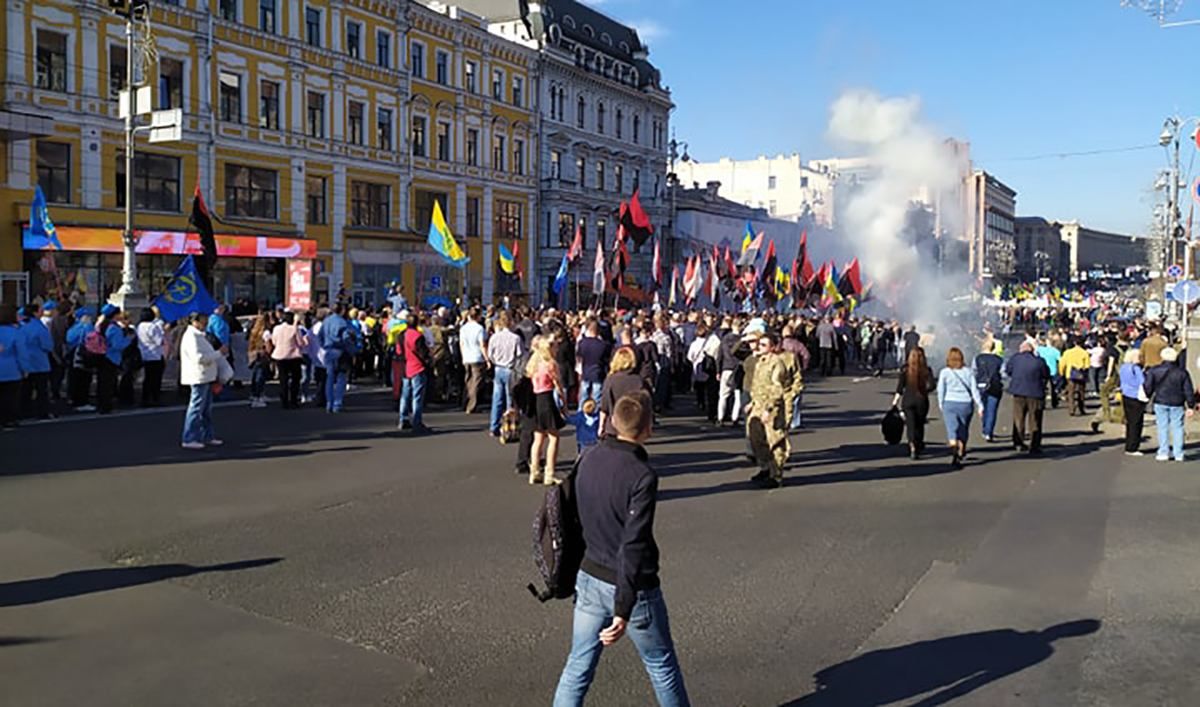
[587, 0, 1200, 235]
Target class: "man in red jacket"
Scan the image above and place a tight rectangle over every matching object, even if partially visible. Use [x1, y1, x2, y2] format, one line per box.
[398, 313, 433, 434]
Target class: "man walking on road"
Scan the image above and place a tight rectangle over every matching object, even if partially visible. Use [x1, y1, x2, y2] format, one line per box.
[747, 332, 804, 488]
[460, 309, 487, 414]
[1006, 340, 1050, 455]
[553, 391, 690, 707]
[576, 319, 611, 404]
[816, 317, 837, 377]
[486, 312, 523, 437]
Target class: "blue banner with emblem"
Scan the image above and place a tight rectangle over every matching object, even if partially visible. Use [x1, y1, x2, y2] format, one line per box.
[154, 255, 219, 322]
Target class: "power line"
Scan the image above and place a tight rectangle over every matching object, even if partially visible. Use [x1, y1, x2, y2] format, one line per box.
[986, 143, 1161, 163]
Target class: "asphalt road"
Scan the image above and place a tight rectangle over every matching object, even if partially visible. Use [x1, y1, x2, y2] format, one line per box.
[1, 374, 1199, 706]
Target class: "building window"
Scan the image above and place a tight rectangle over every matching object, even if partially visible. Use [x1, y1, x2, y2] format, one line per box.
[259, 0, 276, 33]
[633, 114, 640, 144]
[596, 218, 607, 245]
[557, 213, 575, 247]
[492, 134, 505, 171]
[411, 116, 426, 157]
[597, 102, 605, 134]
[769, 200, 777, 215]
[346, 21, 361, 59]
[350, 181, 390, 228]
[435, 50, 449, 85]
[116, 152, 181, 212]
[348, 101, 364, 145]
[224, 164, 277, 219]
[219, 72, 241, 123]
[800, 176, 809, 188]
[159, 58, 184, 110]
[577, 96, 585, 129]
[306, 91, 325, 138]
[410, 42, 425, 79]
[595, 161, 605, 191]
[376, 30, 391, 68]
[556, 88, 565, 123]
[437, 122, 451, 161]
[465, 60, 477, 93]
[466, 128, 479, 166]
[414, 190, 447, 232]
[492, 69, 504, 100]
[466, 196, 480, 238]
[377, 107, 393, 150]
[616, 109, 623, 139]
[576, 156, 585, 186]
[219, 0, 237, 22]
[35, 31, 68, 92]
[614, 164, 623, 194]
[305, 7, 321, 47]
[109, 45, 126, 99]
[495, 200, 523, 242]
[36, 142, 71, 204]
[512, 76, 524, 107]
[550, 150, 561, 180]
[768, 176, 777, 190]
[634, 168, 641, 191]
[306, 176, 326, 225]
[549, 85, 558, 120]
[513, 139, 524, 175]
[259, 80, 279, 130]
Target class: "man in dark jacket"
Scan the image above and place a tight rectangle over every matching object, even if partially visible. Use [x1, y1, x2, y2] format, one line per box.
[1005, 341, 1050, 454]
[554, 391, 689, 705]
[973, 340, 1004, 442]
[1144, 347, 1196, 462]
[716, 319, 745, 425]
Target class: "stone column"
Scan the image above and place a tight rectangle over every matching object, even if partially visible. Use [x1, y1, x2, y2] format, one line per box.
[482, 184, 494, 304]
[332, 163, 347, 291]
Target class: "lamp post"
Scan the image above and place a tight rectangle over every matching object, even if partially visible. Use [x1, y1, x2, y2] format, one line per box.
[667, 135, 689, 275]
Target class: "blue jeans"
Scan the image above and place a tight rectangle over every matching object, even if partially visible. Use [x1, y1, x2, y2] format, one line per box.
[1155, 404, 1185, 460]
[553, 570, 690, 707]
[181, 383, 214, 444]
[399, 371, 428, 428]
[325, 350, 348, 411]
[981, 393, 1001, 438]
[489, 366, 513, 434]
[581, 380, 603, 404]
[942, 400, 974, 443]
[250, 361, 269, 398]
[790, 393, 804, 430]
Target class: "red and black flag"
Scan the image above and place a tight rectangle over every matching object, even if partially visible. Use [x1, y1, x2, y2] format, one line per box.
[838, 257, 863, 298]
[189, 184, 217, 289]
[609, 229, 630, 292]
[619, 189, 655, 248]
[722, 245, 738, 288]
[759, 239, 778, 302]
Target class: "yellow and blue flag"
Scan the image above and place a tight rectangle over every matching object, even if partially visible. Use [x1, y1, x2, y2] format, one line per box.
[498, 243, 516, 275]
[26, 185, 62, 250]
[741, 220, 754, 254]
[427, 200, 468, 268]
[551, 254, 570, 295]
[154, 255, 218, 322]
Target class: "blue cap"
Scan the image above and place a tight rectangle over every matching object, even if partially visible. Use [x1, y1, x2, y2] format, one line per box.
[42, 300, 57, 311]
[75, 306, 94, 319]
[101, 303, 120, 317]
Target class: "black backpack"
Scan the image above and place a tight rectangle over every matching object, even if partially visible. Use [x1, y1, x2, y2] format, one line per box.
[882, 406, 905, 445]
[527, 457, 586, 602]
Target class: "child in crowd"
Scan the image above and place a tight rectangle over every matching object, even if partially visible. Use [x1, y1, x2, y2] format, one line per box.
[565, 398, 600, 458]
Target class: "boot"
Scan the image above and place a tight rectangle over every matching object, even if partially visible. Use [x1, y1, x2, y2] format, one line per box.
[542, 462, 558, 486]
[528, 461, 540, 485]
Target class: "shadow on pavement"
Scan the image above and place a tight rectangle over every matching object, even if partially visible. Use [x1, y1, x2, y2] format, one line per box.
[782, 619, 1101, 706]
[2, 442, 373, 477]
[0, 636, 55, 647]
[654, 451, 748, 477]
[0, 557, 282, 607]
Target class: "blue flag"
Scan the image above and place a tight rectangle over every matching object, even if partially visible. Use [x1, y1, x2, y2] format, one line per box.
[27, 185, 62, 250]
[154, 255, 219, 322]
[551, 254, 570, 295]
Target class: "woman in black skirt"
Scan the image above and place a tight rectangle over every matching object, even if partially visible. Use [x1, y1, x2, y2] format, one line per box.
[892, 346, 935, 460]
[526, 335, 564, 486]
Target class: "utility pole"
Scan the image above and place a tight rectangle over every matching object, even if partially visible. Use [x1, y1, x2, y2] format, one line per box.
[109, 0, 148, 312]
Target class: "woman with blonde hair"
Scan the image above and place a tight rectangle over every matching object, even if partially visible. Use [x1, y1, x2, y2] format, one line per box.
[599, 346, 650, 438]
[527, 334, 565, 485]
[937, 346, 983, 469]
[1119, 347, 1147, 455]
[247, 312, 273, 408]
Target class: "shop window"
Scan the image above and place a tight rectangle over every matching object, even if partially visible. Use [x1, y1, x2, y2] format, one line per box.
[109, 44, 126, 100]
[36, 141, 71, 204]
[466, 196, 480, 237]
[411, 115, 426, 157]
[414, 190, 447, 232]
[259, 80, 280, 130]
[219, 71, 241, 123]
[437, 122, 451, 161]
[36, 30, 68, 93]
[306, 7, 322, 47]
[350, 181, 389, 228]
[160, 58, 184, 110]
[306, 175, 326, 225]
[377, 107, 393, 150]
[225, 164, 277, 219]
[557, 212, 575, 248]
[466, 128, 479, 166]
[116, 152, 181, 212]
[307, 91, 325, 138]
[259, 0, 276, 33]
[348, 100, 364, 145]
[376, 30, 391, 68]
[495, 200, 523, 242]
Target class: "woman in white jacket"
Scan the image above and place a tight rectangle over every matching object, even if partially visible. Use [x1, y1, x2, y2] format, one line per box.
[180, 312, 225, 449]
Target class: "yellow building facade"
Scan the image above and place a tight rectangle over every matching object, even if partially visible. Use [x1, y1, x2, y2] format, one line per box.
[0, 0, 534, 310]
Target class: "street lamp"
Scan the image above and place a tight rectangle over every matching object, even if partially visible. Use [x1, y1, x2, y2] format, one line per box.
[666, 135, 689, 272]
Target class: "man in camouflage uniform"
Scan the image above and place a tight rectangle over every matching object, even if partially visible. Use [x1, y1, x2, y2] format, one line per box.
[747, 331, 805, 488]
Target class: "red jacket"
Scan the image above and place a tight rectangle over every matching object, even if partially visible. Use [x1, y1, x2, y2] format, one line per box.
[403, 328, 430, 378]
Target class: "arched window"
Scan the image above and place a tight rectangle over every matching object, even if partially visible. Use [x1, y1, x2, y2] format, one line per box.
[601, 32, 612, 46]
[583, 24, 594, 38]
[563, 15, 576, 29]
[597, 102, 605, 134]
[619, 41, 630, 54]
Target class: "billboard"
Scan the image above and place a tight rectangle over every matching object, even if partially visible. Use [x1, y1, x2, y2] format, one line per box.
[22, 225, 318, 260]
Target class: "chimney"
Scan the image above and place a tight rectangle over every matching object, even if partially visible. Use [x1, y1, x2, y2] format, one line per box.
[705, 180, 721, 201]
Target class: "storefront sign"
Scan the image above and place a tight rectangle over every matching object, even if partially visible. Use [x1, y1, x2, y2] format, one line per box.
[22, 225, 318, 260]
[286, 259, 313, 311]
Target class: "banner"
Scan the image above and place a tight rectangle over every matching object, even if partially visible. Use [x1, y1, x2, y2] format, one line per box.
[22, 225, 318, 259]
[286, 259, 313, 311]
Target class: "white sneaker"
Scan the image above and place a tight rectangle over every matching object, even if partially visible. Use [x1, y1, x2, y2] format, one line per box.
[181, 442, 205, 450]
[251, 399, 267, 409]
[1156, 455, 1170, 462]
[1125, 451, 1144, 457]
[206, 439, 224, 447]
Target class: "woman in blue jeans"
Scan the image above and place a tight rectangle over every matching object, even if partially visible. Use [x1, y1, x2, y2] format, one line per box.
[937, 347, 983, 469]
[972, 340, 1004, 442]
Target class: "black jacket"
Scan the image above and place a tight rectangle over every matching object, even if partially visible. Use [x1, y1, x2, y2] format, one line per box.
[1145, 362, 1196, 408]
[717, 331, 742, 373]
[575, 439, 660, 620]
